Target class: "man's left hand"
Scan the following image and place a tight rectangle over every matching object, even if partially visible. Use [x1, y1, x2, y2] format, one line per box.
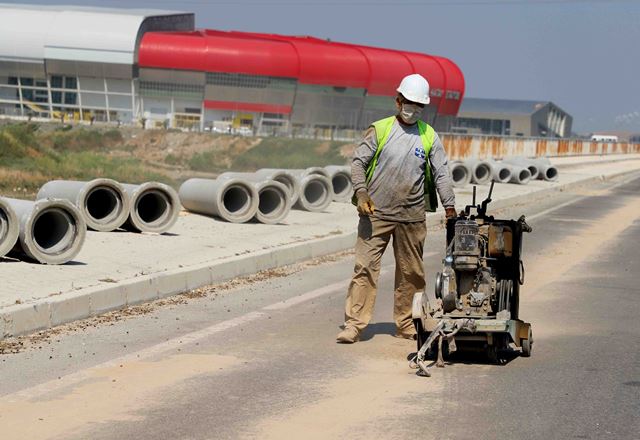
[445, 207, 457, 219]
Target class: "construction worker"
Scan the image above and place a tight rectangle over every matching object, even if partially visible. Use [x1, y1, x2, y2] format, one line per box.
[337, 73, 457, 344]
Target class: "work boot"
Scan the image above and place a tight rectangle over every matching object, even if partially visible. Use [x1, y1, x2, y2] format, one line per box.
[336, 326, 360, 344]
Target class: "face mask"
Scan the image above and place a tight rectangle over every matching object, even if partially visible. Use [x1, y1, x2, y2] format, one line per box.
[399, 103, 423, 124]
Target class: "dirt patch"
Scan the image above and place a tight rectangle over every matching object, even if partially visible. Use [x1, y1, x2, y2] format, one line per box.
[1, 353, 240, 440]
[245, 337, 442, 440]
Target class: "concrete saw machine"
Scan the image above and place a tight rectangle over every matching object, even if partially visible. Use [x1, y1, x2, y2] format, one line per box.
[410, 182, 533, 377]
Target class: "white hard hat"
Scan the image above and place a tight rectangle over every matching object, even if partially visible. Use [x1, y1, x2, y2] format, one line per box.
[396, 74, 430, 105]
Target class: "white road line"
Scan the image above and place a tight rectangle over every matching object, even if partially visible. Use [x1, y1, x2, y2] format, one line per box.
[528, 174, 638, 221]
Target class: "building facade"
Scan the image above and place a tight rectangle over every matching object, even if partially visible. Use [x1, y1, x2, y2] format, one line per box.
[0, 4, 465, 137]
[452, 98, 573, 138]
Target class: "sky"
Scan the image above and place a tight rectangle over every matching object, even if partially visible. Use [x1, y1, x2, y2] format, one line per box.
[4, 0, 640, 134]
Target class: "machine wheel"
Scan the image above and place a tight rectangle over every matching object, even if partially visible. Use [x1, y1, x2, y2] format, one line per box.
[521, 327, 533, 357]
[434, 272, 443, 299]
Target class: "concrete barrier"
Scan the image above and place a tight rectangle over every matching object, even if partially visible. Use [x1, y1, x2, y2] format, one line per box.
[4, 198, 86, 264]
[36, 179, 129, 232]
[324, 165, 352, 203]
[218, 172, 291, 224]
[122, 182, 180, 233]
[179, 177, 259, 223]
[0, 198, 19, 258]
[440, 134, 640, 160]
[449, 160, 472, 187]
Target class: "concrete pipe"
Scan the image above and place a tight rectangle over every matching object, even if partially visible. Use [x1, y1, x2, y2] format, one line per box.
[449, 160, 472, 187]
[290, 171, 333, 212]
[179, 178, 259, 223]
[36, 178, 130, 232]
[0, 198, 19, 258]
[4, 198, 86, 264]
[483, 158, 512, 184]
[254, 169, 301, 205]
[464, 158, 493, 185]
[122, 182, 180, 233]
[530, 157, 559, 182]
[324, 165, 352, 203]
[218, 173, 291, 224]
[502, 157, 540, 181]
[504, 164, 532, 185]
[252, 180, 291, 224]
[302, 167, 332, 179]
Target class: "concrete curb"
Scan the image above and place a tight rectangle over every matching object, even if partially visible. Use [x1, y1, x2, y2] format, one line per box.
[1, 167, 639, 340]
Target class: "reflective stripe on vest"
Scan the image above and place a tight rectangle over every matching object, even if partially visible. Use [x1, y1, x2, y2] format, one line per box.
[364, 116, 438, 212]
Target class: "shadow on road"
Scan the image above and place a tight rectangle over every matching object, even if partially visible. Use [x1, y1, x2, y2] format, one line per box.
[359, 322, 396, 341]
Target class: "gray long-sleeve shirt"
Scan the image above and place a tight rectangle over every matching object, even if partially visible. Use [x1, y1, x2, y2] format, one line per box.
[352, 117, 456, 222]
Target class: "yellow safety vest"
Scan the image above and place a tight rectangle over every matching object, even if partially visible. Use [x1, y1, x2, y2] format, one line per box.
[355, 116, 438, 212]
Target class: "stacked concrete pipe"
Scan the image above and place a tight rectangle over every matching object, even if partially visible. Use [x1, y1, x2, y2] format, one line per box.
[0, 198, 19, 258]
[483, 158, 513, 183]
[503, 157, 540, 180]
[464, 158, 493, 185]
[449, 160, 472, 187]
[122, 182, 180, 233]
[179, 177, 259, 223]
[218, 172, 291, 224]
[324, 165, 352, 203]
[529, 157, 559, 181]
[253, 169, 300, 205]
[3, 198, 86, 264]
[289, 169, 333, 212]
[36, 179, 129, 232]
[504, 164, 532, 185]
[302, 167, 332, 179]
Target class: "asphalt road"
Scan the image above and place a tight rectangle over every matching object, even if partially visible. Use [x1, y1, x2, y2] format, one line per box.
[1, 175, 639, 440]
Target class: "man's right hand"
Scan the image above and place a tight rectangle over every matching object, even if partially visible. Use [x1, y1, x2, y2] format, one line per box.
[355, 189, 375, 216]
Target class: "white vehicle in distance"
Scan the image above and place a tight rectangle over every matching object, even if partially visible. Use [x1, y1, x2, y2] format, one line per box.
[590, 134, 619, 142]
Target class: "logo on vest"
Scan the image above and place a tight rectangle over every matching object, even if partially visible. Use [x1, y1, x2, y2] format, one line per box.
[414, 147, 426, 160]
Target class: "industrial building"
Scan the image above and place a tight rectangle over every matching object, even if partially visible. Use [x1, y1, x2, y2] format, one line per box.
[0, 4, 465, 137]
[452, 98, 573, 138]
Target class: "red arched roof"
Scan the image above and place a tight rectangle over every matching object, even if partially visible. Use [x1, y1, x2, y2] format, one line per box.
[432, 55, 465, 115]
[230, 33, 371, 89]
[138, 29, 465, 115]
[139, 30, 300, 78]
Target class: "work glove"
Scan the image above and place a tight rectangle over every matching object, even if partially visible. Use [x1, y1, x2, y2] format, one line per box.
[445, 207, 457, 219]
[355, 189, 375, 216]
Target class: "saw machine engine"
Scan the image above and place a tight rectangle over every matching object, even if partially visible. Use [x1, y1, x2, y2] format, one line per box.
[411, 183, 533, 376]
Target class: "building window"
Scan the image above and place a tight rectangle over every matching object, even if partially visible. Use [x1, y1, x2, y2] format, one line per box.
[205, 72, 296, 90]
[64, 92, 77, 105]
[64, 77, 77, 89]
[139, 80, 203, 98]
[455, 117, 511, 135]
[51, 76, 63, 88]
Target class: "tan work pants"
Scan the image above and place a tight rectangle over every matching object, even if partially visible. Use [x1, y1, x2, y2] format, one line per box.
[344, 216, 427, 334]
